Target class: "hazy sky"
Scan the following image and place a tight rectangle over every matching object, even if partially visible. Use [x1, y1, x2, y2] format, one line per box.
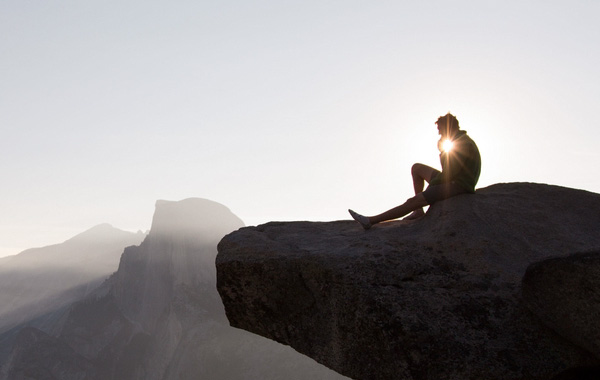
[2, 1, 599, 257]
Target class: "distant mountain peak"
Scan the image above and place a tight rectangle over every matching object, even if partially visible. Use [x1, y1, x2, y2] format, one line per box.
[66, 224, 141, 245]
[0, 223, 145, 334]
[149, 198, 244, 239]
[0, 198, 344, 380]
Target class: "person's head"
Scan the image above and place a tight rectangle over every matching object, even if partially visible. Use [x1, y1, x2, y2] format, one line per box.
[436, 113, 460, 138]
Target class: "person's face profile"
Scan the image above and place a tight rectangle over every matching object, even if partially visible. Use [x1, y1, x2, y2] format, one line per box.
[436, 123, 446, 137]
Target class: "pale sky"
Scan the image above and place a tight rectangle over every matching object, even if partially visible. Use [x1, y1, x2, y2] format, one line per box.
[2, 1, 599, 257]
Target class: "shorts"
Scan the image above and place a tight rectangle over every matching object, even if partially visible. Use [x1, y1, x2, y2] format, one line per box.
[422, 170, 470, 205]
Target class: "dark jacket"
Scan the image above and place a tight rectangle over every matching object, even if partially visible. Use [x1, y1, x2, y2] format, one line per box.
[429, 130, 481, 193]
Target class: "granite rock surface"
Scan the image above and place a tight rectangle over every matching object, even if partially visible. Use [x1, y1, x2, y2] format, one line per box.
[217, 183, 600, 380]
[523, 250, 600, 360]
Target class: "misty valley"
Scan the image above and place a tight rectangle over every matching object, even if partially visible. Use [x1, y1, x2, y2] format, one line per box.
[0, 199, 347, 380]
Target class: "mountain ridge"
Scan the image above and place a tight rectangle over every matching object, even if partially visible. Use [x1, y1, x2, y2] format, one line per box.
[1, 198, 348, 380]
[0, 224, 145, 334]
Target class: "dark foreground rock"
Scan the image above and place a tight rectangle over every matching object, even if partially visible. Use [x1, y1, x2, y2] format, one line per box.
[216, 183, 600, 380]
[523, 251, 600, 360]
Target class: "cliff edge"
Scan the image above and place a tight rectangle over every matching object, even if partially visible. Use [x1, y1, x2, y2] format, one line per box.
[216, 183, 600, 380]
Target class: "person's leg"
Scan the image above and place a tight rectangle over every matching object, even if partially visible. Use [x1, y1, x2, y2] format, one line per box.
[349, 193, 429, 230]
[405, 164, 439, 220]
[370, 193, 429, 224]
[411, 163, 438, 194]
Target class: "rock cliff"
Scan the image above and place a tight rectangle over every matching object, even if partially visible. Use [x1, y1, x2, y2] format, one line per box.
[216, 183, 600, 380]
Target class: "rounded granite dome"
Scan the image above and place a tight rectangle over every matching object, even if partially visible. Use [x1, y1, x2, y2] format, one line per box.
[150, 198, 244, 241]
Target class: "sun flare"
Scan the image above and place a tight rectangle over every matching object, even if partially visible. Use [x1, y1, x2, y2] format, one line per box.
[442, 139, 454, 153]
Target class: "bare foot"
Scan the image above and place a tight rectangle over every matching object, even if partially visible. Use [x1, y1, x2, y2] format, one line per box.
[403, 209, 425, 220]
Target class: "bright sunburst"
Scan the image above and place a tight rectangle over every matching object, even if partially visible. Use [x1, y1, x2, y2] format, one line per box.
[442, 139, 454, 153]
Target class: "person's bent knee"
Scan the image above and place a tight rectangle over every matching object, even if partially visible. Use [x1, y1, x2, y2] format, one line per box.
[412, 163, 432, 180]
[412, 163, 439, 183]
[411, 163, 426, 175]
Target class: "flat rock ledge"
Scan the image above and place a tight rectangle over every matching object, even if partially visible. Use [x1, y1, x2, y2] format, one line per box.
[216, 183, 600, 380]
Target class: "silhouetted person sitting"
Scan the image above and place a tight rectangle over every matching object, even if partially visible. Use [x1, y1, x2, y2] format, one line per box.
[349, 113, 481, 230]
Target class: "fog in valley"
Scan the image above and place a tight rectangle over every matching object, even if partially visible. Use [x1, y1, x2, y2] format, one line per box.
[0, 199, 348, 379]
[0, 225, 145, 334]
